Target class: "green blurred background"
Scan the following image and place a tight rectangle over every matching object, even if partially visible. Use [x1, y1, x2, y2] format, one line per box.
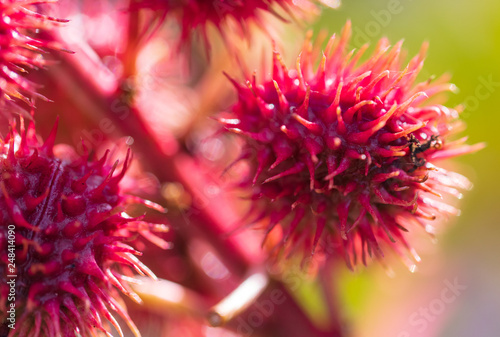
[311, 1, 500, 336]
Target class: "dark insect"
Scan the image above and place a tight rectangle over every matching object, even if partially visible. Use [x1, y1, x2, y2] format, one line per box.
[407, 134, 442, 171]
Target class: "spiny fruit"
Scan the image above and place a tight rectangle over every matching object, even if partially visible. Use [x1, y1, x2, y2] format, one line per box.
[0, 118, 168, 337]
[219, 22, 484, 270]
[130, 0, 318, 48]
[0, 0, 68, 114]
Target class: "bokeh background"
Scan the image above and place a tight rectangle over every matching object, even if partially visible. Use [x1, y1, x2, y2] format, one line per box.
[311, 1, 500, 336]
[24, 1, 499, 336]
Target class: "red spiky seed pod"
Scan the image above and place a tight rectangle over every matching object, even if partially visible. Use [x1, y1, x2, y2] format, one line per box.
[130, 0, 320, 48]
[220, 22, 484, 270]
[0, 1, 68, 114]
[0, 119, 168, 337]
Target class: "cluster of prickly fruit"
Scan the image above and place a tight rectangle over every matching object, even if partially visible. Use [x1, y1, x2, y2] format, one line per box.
[0, 1, 68, 113]
[220, 22, 484, 269]
[0, 119, 167, 337]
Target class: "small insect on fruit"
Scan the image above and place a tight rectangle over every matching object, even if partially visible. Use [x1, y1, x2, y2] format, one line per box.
[407, 134, 443, 171]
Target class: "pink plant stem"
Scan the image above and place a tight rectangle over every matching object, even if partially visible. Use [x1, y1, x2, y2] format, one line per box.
[47, 29, 268, 264]
[123, 0, 140, 79]
[272, 281, 344, 337]
[319, 264, 344, 334]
